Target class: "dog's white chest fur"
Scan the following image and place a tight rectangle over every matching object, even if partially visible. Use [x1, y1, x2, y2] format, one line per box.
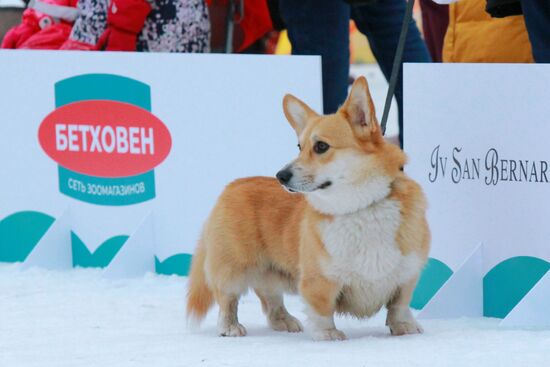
[318, 199, 422, 317]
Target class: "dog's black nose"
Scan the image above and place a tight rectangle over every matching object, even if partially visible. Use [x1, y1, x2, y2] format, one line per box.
[276, 169, 293, 184]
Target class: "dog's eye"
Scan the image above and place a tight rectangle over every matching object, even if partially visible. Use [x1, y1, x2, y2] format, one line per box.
[313, 141, 330, 154]
[297, 143, 302, 151]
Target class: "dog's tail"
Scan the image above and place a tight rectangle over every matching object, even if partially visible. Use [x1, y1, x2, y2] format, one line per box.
[186, 241, 214, 324]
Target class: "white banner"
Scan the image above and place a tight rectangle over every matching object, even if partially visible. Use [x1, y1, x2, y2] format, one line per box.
[0, 50, 322, 277]
[405, 63, 550, 322]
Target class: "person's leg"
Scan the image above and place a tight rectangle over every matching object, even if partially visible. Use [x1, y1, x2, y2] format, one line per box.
[351, 1, 431, 147]
[521, 0, 550, 63]
[279, 0, 350, 114]
[418, 0, 449, 62]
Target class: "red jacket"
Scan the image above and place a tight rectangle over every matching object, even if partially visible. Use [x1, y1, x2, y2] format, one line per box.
[207, 0, 274, 52]
[1, 0, 78, 50]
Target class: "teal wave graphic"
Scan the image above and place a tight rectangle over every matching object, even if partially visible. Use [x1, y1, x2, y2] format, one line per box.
[55, 73, 151, 110]
[411, 257, 453, 309]
[71, 232, 128, 268]
[3, 210, 550, 319]
[0, 211, 54, 262]
[155, 253, 192, 276]
[484, 256, 550, 318]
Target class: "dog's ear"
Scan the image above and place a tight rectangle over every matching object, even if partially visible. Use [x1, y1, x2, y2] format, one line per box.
[340, 76, 379, 137]
[283, 94, 317, 137]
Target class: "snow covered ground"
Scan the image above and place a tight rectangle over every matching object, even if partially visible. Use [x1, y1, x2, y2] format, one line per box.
[2, 264, 550, 367]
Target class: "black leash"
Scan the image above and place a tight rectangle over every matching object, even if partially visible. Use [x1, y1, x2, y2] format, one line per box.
[380, 0, 415, 136]
[224, 0, 244, 53]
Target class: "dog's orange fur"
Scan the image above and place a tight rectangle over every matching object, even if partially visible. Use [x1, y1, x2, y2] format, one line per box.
[187, 77, 430, 340]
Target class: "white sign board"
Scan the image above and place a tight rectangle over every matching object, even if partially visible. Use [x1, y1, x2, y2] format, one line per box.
[0, 50, 322, 277]
[405, 63, 550, 322]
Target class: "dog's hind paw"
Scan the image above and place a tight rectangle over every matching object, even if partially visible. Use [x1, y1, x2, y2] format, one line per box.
[311, 328, 347, 341]
[218, 323, 247, 337]
[269, 314, 304, 333]
[388, 320, 423, 336]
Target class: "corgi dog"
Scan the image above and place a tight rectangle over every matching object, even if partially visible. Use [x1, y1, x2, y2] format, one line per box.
[186, 77, 430, 341]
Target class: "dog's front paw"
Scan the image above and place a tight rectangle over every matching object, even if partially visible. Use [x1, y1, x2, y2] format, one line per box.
[218, 323, 247, 337]
[312, 328, 347, 341]
[386, 306, 423, 336]
[388, 320, 423, 336]
[269, 314, 304, 333]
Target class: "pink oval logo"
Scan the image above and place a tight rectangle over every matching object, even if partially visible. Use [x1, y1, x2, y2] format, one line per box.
[38, 100, 172, 178]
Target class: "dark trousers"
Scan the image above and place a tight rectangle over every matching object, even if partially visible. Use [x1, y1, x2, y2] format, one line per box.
[279, 0, 431, 147]
[521, 0, 550, 63]
[419, 0, 449, 62]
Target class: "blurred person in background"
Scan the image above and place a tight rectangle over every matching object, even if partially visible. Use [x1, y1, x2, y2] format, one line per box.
[520, 0, 550, 63]
[278, 0, 432, 148]
[419, 0, 448, 62]
[2, 0, 210, 52]
[62, 0, 210, 51]
[486, 0, 550, 63]
[428, 0, 549, 63]
[443, 0, 533, 62]
[1, 0, 78, 49]
[207, 0, 283, 54]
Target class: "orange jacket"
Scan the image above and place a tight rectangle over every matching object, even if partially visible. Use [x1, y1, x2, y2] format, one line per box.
[443, 0, 533, 63]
